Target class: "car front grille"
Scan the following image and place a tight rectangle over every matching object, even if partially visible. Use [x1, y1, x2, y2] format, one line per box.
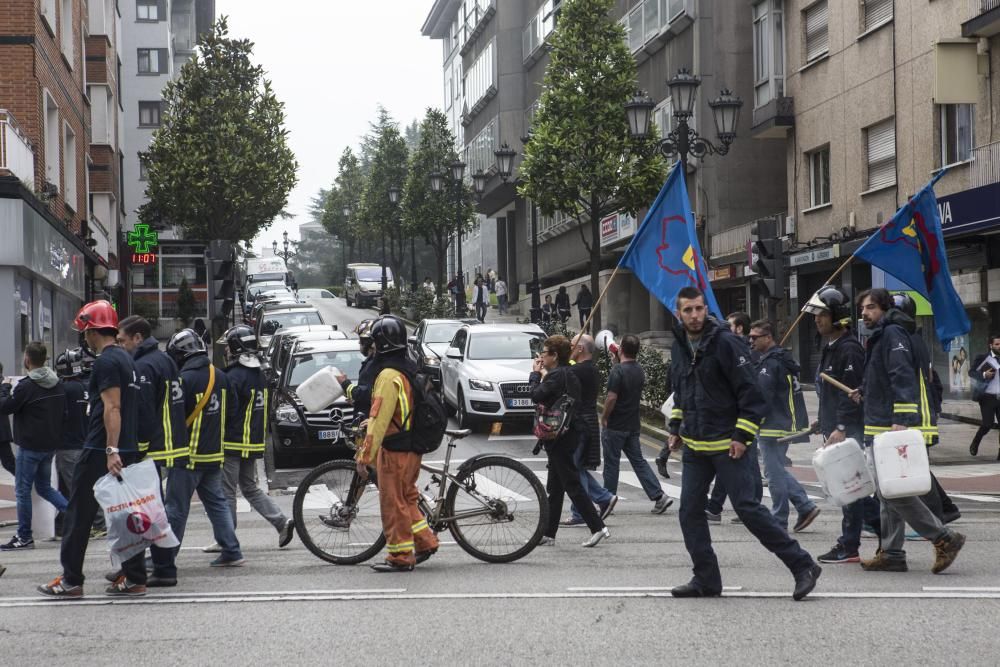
[499, 382, 532, 400]
[304, 405, 353, 429]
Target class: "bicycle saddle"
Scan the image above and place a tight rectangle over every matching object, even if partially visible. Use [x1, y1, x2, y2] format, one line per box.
[445, 428, 472, 439]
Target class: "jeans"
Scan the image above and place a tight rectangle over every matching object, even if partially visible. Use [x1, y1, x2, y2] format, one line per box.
[14, 449, 68, 540]
[569, 430, 613, 522]
[601, 429, 663, 501]
[578, 308, 591, 328]
[971, 394, 1000, 450]
[544, 433, 604, 537]
[55, 449, 105, 531]
[678, 446, 815, 592]
[61, 449, 146, 586]
[0, 441, 14, 476]
[150, 466, 243, 578]
[759, 437, 815, 528]
[705, 443, 763, 514]
[222, 455, 287, 530]
[498, 294, 508, 315]
[475, 302, 487, 322]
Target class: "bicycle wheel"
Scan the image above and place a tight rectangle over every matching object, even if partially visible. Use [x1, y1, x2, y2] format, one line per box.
[292, 459, 386, 565]
[444, 455, 548, 563]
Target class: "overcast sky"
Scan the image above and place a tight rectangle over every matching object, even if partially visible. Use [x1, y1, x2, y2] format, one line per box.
[215, 1, 443, 252]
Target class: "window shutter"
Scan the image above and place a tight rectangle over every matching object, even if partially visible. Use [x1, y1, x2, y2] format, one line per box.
[864, 0, 892, 30]
[866, 119, 896, 190]
[804, 1, 828, 62]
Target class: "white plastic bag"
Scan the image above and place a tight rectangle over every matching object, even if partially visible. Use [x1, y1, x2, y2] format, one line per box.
[660, 393, 675, 428]
[93, 458, 179, 568]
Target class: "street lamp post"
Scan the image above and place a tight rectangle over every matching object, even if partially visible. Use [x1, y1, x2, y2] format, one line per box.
[624, 68, 743, 251]
[388, 186, 414, 292]
[272, 230, 298, 262]
[429, 159, 467, 317]
[493, 141, 541, 324]
[341, 202, 354, 275]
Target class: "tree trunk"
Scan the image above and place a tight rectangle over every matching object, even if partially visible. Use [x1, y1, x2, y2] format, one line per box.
[589, 204, 602, 332]
[433, 232, 447, 299]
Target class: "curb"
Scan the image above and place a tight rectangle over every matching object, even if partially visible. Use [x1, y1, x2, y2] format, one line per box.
[940, 412, 981, 427]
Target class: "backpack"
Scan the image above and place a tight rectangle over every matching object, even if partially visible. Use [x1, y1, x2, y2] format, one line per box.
[383, 369, 448, 454]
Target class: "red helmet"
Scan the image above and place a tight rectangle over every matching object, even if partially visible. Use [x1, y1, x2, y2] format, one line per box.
[73, 300, 118, 332]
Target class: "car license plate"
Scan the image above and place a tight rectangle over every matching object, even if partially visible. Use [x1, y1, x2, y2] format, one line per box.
[507, 398, 533, 408]
[317, 430, 341, 441]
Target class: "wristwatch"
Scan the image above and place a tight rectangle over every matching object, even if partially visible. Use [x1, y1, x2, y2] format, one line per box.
[835, 424, 846, 433]
[105, 447, 120, 456]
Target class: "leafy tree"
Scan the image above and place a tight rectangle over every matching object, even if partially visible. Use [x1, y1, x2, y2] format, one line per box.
[176, 278, 197, 327]
[518, 0, 667, 330]
[401, 108, 474, 297]
[358, 117, 408, 281]
[322, 148, 368, 263]
[139, 17, 298, 243]
[288, 233, 338, 287]
[403, 118, 421, 154]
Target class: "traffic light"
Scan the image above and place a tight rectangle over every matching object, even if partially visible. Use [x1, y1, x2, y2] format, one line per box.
[750, 220, 785, 300]
[208, 240, 235, 319]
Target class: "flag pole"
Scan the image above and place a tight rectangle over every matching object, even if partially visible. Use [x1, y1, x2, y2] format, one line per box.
[579, 264, 624, 334]
[778, 254, 856, 347]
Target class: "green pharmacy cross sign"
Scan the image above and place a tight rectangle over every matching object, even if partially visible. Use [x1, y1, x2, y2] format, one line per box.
[128, 224, 159, 254]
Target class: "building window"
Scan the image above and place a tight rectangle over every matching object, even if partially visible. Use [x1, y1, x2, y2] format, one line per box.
[940, 104, 974, 166]
[862, 0, 892, 32]
[753, 0, 785, 108]
[137, 48, 167, 74]
[138, 101, 162, 127]
[464, 117, 497, 176]
[136, 0, 162, 21]
[60, 0, 74, 67]
[63, 123, 77, 211]
[41, 0, 57, 33]
[652, 97, 674, 136]
[803, 1, 828, 63]
[43, 91, 60, 186]
[808, 147, 830, 207]
[464, 40, 496, 110]
[865, 118, 896, 191]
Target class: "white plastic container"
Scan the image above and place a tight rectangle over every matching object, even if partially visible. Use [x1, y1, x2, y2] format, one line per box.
[872, 429, 932, 499]
[297, 366, 344, 413]
[812, 438, 875, 506]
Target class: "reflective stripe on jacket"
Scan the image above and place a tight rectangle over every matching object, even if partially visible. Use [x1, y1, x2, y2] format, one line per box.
[355, 368, 412, 466]
[177, 356, 234, 469]
[134, 337, 189, 465]
[223, 363, 268, 458]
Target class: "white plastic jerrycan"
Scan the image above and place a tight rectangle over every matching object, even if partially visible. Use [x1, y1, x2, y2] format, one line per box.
[872, 429, 931, 499]
[812, 438, 875, 506]
[297, 366, 345, 413]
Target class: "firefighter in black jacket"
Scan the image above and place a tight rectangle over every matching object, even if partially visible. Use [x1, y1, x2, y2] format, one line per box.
[666, 287, 821, 601]
[116, 316, 188, 467]
[337, 319, 377, 440]
[853, 289, 965, 574]
[148, 329, 244, 587]
[804, 286, 879, 565]
[221, 325, 294, 548]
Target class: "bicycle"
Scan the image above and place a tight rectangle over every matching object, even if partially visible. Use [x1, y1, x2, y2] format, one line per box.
[292, 427, 549, 564]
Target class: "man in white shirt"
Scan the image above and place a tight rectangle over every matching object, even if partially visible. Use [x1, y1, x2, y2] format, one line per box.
[495, 277, 508, 315]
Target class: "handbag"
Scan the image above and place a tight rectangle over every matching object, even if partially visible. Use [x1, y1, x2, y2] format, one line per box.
[533, 370, 576, 441]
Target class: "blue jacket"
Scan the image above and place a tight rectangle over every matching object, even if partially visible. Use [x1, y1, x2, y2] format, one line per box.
[756, 346, 807, 438]
[134, 337, 189, 465]
[177, 356, 235, 469]
[816, 332, 865, 438]
[224, 362, 268, 459]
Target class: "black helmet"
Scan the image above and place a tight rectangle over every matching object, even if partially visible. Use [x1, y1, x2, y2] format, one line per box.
[370, 315, 407, 354]
[166, 328, 207, 366]
[353, 319, 375, 341]
[225, 325, 257, 356]
[55, 350, 80, 378]
[802, 285, 852, 328]
[892, 292, 917, 319]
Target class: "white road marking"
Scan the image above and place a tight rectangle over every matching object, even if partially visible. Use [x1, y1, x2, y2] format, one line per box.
[922, 586, 1000, 592]
[469, 472, 530, 503]
[947, 493, 1000, 503]
[567, 586, 743, 592]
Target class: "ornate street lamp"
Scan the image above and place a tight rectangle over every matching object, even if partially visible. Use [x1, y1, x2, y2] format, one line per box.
[472, 169, 488, 198]
[429, 161, 468, 317]
[494, 141, 541, 324]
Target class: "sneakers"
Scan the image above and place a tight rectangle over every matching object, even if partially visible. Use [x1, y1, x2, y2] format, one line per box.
[652, 495, 674, 514]
[581, 526, 610, 547]
[793, 507, 821, 533]
[104, 569, 123, 583]
[202, 542, 223, 553]
[705, 511, 721, 524]
[89, 528, 107, 539]
[559, 517, 587, 527]
[0, 535, 34, 551]
[210, 556, 246, 567]
[278, 519, 295, 548]
[599, 495, 618, 520]
[792, 564, 822, 601]
[105, 576, 147, 597]
[817, 545, 860, 564]
[37, 575, 83, 599]
[932, 531, 966, 574]
[538, 536, 557, 546]
[861, 549, 908, 572]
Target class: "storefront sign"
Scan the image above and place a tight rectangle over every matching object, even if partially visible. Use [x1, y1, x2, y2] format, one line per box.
[789, 244, 840, 267]
[938, 181, 1000, 237]
[708, 266, 735, 282]
[599, 211, 637, 247]
[127, 224, 159, 254]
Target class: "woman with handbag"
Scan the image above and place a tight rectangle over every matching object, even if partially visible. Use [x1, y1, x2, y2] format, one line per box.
[529, 335, 609, 548]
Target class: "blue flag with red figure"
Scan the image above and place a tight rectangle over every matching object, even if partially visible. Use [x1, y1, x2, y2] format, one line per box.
[853, 171, 969, 349]
[619, 163, 722, 318]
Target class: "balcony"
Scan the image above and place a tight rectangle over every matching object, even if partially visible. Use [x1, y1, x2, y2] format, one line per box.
[963, 0, 1000, 37]
[751, 96, 795, 139]
[709, 220, 754, 261]
[622, 0, 695, 65]
[459, 0, 495, 57]
[0, 110, 36, 185]
[971, 140, 1000, 188]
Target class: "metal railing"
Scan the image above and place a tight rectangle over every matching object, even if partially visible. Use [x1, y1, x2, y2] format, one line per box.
[971, 140, 1000, 188]
[972, 0, 1000, 17]
[0, 109, 35, 185]
[710, 220, 754, 259]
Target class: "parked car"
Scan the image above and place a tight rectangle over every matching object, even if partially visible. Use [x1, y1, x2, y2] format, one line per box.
[344, 263, 394, 308]
[262, 324, 346, 384]
[439, 323, 546, 429]
[255, 306, 325, 349]
[298, 288, 336, 300]
[407, 318, 477, 387]
[270, 339, 366, 467]
[249, 297, 306, 328]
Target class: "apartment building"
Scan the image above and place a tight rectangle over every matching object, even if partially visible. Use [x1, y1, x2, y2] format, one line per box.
[0, 0, 121, 372]
[423, 0, 788, 337]
[121, 0, 214, 331]
[775, 0, 1000, 389]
